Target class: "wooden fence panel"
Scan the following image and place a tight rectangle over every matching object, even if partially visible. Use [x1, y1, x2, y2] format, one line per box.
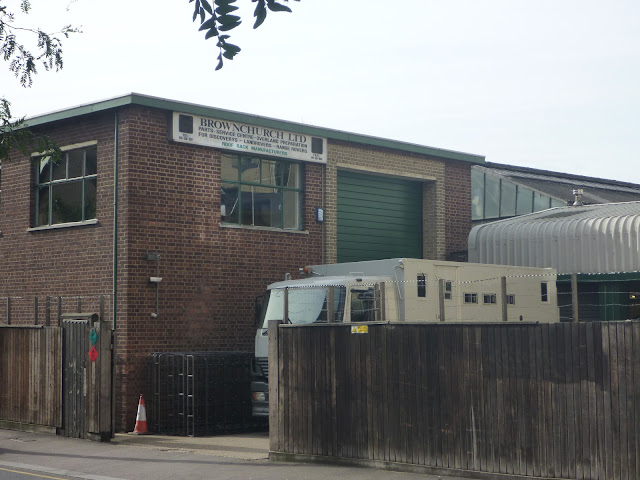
[0, 326, 62, 428]
[270, 321, 640, 480]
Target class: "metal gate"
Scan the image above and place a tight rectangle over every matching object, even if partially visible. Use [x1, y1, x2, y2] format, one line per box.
[61, 313, 112, 440]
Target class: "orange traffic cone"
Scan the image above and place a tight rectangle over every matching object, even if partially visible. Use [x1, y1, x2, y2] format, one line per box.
[132, 394, 149, 434]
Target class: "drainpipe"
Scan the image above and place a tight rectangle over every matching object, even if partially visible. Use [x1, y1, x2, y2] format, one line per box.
[111, 110, 120, 436]
[113, 111, 119, 330]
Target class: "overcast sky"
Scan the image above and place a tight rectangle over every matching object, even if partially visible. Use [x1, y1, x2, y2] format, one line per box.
[2, 0, 639, 183]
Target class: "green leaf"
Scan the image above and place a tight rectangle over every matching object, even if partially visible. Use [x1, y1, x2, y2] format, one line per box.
[217, 14, 241, 25]
[204, 27, 219, 39]
[224, 42, 241, 53]
[201, 0, 213, 14]
[218, 20, 241, 31]
[215, 4, 239, 15]
[222, 50, 237, 60]
[266, 1, 291, 12]
[192, 0, 200, 21]
[198, 17, 218, 31]
[253, 1, 267, 28]
[215, 54, 224, 71]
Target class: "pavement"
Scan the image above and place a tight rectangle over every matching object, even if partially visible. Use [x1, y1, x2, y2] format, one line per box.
[110, 431, 270, 460]
[0, 428, 475, 480]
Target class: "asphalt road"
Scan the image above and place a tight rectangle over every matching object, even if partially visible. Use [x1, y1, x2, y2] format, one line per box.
[0, 429, 468, 480]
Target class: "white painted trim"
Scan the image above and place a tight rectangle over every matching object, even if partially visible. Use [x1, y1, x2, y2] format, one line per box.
[31, 140, 98, 157]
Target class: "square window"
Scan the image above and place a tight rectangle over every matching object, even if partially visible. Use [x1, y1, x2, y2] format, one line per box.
[464, 293, 478, 304]
[483, 293, 497, 304]
[33, 146, 97, 227]
[221, 154, 303, 230]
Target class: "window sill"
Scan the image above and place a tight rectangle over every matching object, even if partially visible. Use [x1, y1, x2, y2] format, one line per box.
[219, 223, 309, 235]
[28, 219, 99, 232]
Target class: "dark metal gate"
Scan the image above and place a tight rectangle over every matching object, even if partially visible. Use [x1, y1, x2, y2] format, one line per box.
[146, 352, 256, 436]
[61, 313, 112, 440]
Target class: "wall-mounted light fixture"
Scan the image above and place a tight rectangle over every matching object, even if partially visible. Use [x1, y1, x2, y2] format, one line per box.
[145, 252, 161, 318]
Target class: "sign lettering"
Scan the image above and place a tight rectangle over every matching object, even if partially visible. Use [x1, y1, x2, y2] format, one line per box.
[171, 112, 327, 164]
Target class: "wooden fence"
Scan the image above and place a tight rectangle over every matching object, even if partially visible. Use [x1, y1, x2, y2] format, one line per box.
[0, 316, 112, 440]
[268, 321, 640, 480]
[0, 326, 62, 429]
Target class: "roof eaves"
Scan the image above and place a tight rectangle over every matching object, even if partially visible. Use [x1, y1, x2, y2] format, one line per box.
[23, 93, 485, 165]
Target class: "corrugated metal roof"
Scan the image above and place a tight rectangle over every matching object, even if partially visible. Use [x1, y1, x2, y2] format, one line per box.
[468, 201, 640, 274]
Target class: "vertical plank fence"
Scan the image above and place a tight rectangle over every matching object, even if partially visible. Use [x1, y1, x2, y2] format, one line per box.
[269, 321, 640, 480]
[0, 326, 62, 429]
[0, 313, 112, 441]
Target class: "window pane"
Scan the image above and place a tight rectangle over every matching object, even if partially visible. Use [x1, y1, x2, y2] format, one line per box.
[240, 157, 260, 183]
[37, 186, 49, 226]
[220, 155, 302, 230]
[283, 189, 300, 229]
[84, 177, 97, 219]
[500, 181, 516, 217]
[484, 174, 500, 218]
[551, 198, 566, 208]
[68, 150, 84, 178]
[38, 157, 51, 184]
[541, 282, 548, 302]
[240, 184, 254, 225]
[260, 160, 278, 186]
[444, 281, 452, 300]
[52, 181, 83, 224]
[471, 168, 484, 220]
[85, 147, 97, 176]
[221, 183, 239, 223]
[282, 163, 302, 188]
[52, 155, 67, 181]
[253, 186, 281, 228]
[516, 187, 533, 215]
[417, 274, 426, 298]
[350, 287, 377, 322]
[533, 192, 550, 212]
[221, 154, 239, 181]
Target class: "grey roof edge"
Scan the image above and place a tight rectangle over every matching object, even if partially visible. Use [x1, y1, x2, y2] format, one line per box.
[22, 93, 485, 164]
[480, 161, 640, 191]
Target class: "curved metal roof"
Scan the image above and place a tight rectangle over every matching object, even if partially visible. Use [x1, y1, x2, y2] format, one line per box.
[468, 201, 640, 274]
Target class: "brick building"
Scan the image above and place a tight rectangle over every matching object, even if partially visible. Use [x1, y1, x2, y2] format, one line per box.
[0, 94, 484, 430]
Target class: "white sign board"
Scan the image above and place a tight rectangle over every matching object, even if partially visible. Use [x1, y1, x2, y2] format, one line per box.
[171, 112, 327, 164]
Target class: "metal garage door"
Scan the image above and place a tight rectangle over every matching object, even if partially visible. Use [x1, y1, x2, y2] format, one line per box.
[337, 170, 423, 262]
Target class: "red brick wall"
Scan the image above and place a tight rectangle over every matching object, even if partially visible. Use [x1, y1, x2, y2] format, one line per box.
[0, 112, 116, 308]
[444, 161, 473, 259]
[115, 105, 324, 429]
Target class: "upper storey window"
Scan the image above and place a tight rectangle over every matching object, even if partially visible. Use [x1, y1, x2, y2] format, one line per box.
[33, 146, 97, 227]
[221, 153, 303, 230]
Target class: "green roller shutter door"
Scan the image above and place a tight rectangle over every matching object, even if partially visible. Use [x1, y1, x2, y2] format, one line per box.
[337, 170, 423, 263]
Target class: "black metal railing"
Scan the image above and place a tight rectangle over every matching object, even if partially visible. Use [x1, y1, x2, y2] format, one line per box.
[146, 352, 258, 436]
